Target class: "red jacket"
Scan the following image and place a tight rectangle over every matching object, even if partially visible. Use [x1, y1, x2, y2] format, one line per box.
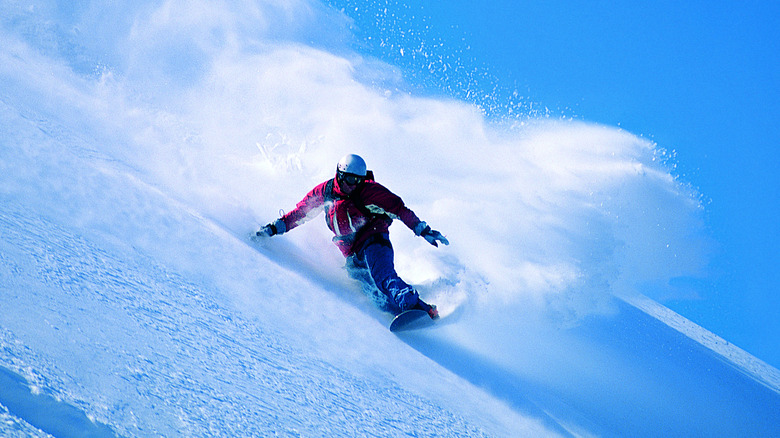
[280, 177, 422, 256]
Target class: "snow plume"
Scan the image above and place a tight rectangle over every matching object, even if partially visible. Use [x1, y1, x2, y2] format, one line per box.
[3, 0, 708, 347]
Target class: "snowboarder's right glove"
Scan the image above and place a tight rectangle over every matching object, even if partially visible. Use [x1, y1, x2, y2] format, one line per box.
[414, 221, 449, 247]
[256, 218, 286, 238]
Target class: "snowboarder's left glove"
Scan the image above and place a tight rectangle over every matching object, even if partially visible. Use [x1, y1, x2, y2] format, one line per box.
[414, 221, 449, 247]
[256, 219, 286, 238]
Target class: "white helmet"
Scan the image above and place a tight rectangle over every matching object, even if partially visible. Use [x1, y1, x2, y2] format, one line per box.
[336, 154, 367, 177]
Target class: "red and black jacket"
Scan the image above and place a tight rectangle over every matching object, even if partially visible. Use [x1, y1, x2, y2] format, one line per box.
[280, 176, 422, 256]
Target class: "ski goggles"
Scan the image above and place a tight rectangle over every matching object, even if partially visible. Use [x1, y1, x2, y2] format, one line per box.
[338, 171, 365, 186]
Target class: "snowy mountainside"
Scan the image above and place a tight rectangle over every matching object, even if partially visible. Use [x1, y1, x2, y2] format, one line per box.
[2, 1, 780, 437]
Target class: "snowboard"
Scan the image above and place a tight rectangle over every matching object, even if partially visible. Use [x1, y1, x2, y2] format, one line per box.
[389, 309, 434, 332]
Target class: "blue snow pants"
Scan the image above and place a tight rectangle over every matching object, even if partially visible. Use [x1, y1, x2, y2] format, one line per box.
[347, 233, 420, 314]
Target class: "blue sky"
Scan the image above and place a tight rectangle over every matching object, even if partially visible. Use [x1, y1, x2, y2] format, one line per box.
[331, 0, 780, 367]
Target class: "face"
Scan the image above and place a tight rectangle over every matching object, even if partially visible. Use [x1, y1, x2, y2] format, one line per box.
[338, 172, 364, 194]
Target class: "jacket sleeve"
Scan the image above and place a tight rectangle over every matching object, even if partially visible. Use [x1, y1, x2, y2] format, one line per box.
[280, 181, 328, 232]
[360, 183, 422, 232]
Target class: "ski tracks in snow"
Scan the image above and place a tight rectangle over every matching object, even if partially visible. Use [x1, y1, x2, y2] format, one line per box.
[0, 202, 494, 437]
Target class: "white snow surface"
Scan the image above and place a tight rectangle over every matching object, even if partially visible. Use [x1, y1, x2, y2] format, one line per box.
[1, 1, 779, 437]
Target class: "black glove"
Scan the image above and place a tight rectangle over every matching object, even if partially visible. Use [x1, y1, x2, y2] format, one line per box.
[256, 224, 276, 238]
[415, 221, 449, 247]
[256, 219, 286, 238]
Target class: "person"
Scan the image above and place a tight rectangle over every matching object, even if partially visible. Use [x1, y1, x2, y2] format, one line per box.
[256, 154, 448, 319]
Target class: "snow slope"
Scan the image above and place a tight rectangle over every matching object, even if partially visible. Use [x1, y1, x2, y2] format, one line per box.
[1, 1, 779, 436]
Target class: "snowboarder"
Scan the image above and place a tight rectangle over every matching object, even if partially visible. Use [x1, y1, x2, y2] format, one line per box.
[256, 154, 448, 319]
